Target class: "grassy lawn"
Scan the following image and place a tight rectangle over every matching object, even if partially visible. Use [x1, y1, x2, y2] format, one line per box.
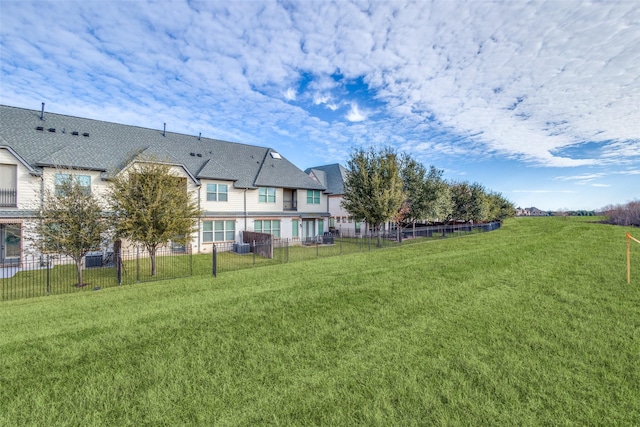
[1, 217, 639, 425]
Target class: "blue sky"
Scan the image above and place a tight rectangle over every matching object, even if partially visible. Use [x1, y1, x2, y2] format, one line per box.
[1, 0, 638, 211]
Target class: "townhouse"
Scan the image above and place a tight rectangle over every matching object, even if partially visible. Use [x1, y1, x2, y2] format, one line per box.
[0, 104, 329, 264]
[305, 163, 366, 236]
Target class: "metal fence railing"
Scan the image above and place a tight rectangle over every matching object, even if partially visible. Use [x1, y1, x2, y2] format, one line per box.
[2, 222, 501, 302]
[1, 245, 193, 302]
[210, 222, 502, 276]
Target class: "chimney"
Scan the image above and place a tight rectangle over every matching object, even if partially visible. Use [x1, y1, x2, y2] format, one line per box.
[163, 123, 166, 137]
[40, 102, 45, 120]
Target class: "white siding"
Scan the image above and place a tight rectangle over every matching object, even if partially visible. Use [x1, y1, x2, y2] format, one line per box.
[0, 148, 41, 210]
[200, 180, 244, 213]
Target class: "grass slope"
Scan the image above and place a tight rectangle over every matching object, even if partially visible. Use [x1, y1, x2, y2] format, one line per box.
[1, 217, 639, 426]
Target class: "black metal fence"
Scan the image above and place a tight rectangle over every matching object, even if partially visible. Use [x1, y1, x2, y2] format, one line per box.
[2, 222, 501, 302]
[1, 245, 193, 301]
[210, 222, 502, 276]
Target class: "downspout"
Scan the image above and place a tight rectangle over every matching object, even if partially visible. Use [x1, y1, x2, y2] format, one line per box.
[197, 185, 201, 252]
[40, 175, 44, 211]
[244, 188, 247, 237]
[38, 174, 45, 263]
[326, 191, 330, 234]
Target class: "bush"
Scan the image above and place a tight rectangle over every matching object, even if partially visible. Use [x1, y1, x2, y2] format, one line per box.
[604, 200, 640, 226]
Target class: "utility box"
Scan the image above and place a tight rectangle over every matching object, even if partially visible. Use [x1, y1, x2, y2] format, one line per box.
[233, 243, 250, 254]
[85, 251, 102, 268]
[322, 232, 334, 244]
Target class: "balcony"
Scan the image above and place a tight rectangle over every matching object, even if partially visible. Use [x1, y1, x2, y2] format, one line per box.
[283, 200, 297, 211]
[283, 189, 297, 211]
[0, 188, 16, 207]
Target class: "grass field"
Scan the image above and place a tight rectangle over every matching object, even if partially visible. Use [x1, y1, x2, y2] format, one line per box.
[1, 217, 639, 425]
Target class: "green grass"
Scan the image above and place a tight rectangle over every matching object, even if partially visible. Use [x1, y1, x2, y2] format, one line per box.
[1, 217, 639, 425]
[1, 252, 195, 300]
[1, 229, 476, 300]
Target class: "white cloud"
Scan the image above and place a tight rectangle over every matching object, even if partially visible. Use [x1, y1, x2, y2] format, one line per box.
[313, 94, 329, 105]
[554, 173, 607, 182]
[513, 190, 576, 194]
[345, 103, 368, 122]
[1, 0, 638, 196]
[284, 88, 297, 101]
[618, 170, 640, 175]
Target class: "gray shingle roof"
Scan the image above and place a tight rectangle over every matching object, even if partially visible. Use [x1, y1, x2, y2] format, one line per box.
[0, 105, 325, 190]
[305, 163, 348, 195]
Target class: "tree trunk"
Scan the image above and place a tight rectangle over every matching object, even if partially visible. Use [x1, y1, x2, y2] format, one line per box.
[376, 225, 382, 248]
[150, 247, 157, 276]
[75, 258, 84, 287]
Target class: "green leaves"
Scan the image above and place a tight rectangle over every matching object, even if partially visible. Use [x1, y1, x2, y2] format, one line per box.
[36, 173, 109, 285]
[342, 147, 405, 230]
[108, 162, 201, 275]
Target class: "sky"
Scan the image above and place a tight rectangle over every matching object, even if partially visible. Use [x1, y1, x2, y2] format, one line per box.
[1, 0, 638, 212]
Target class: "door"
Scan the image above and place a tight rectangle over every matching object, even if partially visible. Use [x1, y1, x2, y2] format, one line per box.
[302, 219, 315, 243]
[1, 224, 21, 265]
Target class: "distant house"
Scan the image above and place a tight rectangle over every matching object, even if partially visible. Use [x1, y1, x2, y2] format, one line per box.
[0, 104, 330, 264]
[305, 163, 366, 236]
[516, 207, 548, 216]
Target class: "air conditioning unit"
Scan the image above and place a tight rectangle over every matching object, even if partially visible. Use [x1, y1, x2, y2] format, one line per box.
[85, 251, 102, 268]
[233, 243, 250, 254]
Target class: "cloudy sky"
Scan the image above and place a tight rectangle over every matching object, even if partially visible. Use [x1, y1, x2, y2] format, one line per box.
[1, 0, 638, 211]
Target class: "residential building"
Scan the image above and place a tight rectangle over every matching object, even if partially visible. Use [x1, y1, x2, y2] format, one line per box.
[0, 104, 329, 264]
[516, 207, 549, 216]
[305, 163, 366, 236]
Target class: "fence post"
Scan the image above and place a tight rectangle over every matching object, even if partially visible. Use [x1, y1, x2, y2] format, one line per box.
[136, 246, 140, 282]
[189, 244, 193, 277]
[46, 254, 50, 296]
[628, 233, 631, 284]
[115, 239, 122, 285]
[212, 244, 217, 277]
[286, 239, 289, 263]
[252, 240, 256, 267]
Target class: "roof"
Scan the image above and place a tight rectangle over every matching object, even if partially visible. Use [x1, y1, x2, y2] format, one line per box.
[305, 163, 348, 195]
[0, 104, 325, 190]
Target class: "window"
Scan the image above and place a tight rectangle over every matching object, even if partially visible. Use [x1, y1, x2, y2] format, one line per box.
[255, 220, 280, 238]
[55, 173, 91, 196]
[0, 164, 17, 207]
[259, 187, 276, 203]
[206, 183, 228, 202]
[292, 219, 299, 238]
[307, 190, 321, 204]
[203, 220, 235, 242]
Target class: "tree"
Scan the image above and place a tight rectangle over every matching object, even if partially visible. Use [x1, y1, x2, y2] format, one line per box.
[398, 153, 429, 227]
[109, 162, 201, 276]
[341, 147, 405, 247]
[448, 181, 487, 223]
[484, 192, 516, 221]
[35, 173, 109, 286]
[398, 156, 452, 237]
[423, 166, 453, 223]
[605, 200, 640, 226]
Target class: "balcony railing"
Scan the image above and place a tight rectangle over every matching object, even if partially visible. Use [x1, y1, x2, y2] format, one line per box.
[283, 200, 297, 211]
[0, 188, 17, 207]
